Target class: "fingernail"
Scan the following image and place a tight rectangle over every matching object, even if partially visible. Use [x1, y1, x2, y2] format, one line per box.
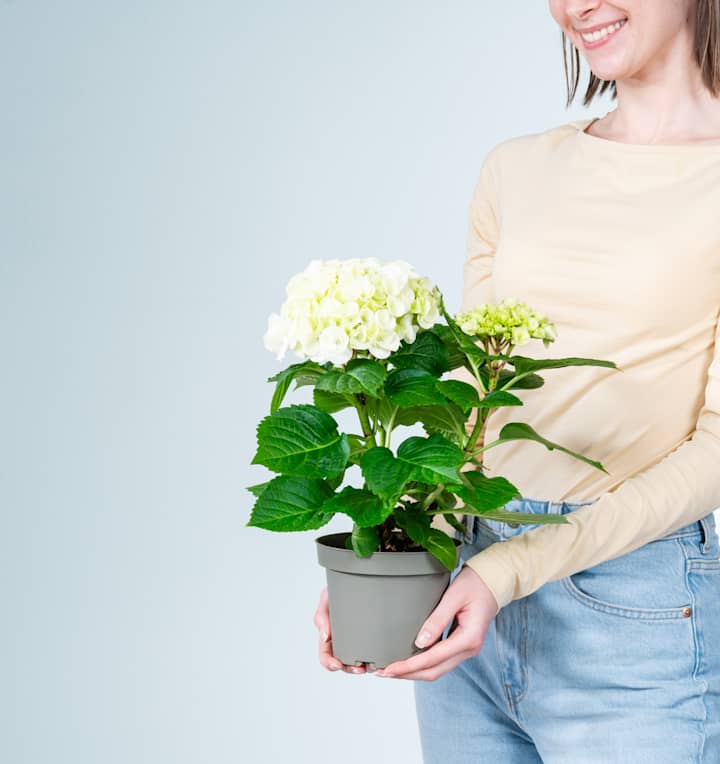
[321, 630, 328, 642]
[328, 663, 339, 671]
[415, 629, 431, 647]
[351, 666, 363, 673]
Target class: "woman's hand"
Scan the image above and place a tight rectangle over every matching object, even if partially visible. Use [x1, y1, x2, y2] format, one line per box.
[314, 586, 368, 675]
[374, 565, 499, 682]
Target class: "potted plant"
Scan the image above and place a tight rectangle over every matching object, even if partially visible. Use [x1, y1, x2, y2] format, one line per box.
[246, 257, 617, 669]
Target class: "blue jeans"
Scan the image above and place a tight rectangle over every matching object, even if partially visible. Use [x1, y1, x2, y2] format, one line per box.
[414, 497, 720, 762]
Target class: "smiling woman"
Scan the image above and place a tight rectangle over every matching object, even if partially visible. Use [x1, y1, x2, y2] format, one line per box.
[404, 0, 720, 761]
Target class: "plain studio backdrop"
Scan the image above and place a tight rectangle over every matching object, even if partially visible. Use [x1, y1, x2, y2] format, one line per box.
[0, 2, 618, 763]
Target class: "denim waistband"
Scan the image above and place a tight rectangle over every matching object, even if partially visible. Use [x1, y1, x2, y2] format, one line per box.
[466, 496, 717, 551]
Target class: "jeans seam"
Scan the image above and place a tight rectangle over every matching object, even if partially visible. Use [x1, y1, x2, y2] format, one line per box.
[680, 540, 709, 762]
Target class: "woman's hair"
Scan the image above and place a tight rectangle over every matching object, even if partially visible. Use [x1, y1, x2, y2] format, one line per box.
[561, 0, 720, 106]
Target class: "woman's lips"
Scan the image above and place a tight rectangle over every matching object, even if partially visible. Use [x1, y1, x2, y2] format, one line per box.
[578, 18, 627, 50]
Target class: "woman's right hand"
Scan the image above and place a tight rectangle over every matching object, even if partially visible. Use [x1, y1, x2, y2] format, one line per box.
[314, 586, 368, 675]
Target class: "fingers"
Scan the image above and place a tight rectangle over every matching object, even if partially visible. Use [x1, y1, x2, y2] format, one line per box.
[378, 624, 481, 678]
[379, 651, 471, 682]
[314, 586, 367, 675]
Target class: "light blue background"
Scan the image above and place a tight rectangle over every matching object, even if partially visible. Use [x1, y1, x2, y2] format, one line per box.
[0, 2, 611, 762]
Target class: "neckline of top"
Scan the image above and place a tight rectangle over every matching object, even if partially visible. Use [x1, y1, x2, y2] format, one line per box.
[570, 114, 720, 151]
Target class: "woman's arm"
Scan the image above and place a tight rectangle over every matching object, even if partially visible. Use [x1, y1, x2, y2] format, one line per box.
[464, 305, 720, 614]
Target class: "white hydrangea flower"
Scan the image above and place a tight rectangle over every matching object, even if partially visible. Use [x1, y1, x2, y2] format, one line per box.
[263, 258, 442, 365]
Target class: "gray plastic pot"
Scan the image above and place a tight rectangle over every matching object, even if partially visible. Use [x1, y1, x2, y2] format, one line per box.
[315, 531, 463, 670]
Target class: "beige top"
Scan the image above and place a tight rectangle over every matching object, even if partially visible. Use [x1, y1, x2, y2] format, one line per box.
[455, 117, 720, 613]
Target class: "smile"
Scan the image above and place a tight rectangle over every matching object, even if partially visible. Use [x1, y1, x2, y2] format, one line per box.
[579, 18, 627, 48]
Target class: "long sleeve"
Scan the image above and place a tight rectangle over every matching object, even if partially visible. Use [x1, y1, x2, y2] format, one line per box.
[464, 306, 720, 613]
[460, 148, 501, 312]
[436, 121, 720, 606]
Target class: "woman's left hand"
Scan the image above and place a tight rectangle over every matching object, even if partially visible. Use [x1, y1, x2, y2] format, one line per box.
[373, 565, 499, 682]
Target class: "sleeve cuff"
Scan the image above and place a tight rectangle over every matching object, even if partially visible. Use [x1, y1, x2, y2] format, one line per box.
[462, 546, 519, 614]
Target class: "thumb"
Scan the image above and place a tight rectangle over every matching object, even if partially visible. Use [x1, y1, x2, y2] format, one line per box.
[414, 587, 460, 648]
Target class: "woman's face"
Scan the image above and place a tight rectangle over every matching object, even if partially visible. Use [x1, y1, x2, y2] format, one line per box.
[548, 0, 693, 84]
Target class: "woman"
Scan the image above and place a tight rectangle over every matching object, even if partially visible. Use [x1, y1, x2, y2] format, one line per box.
[316, 0, 720, 759]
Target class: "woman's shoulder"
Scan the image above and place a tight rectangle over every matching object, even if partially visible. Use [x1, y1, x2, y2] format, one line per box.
[483, 120, 582, 167]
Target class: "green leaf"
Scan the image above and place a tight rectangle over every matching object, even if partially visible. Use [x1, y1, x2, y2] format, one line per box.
[394, 403, 468, 445]
[476, 510, 569, 525]
[435, 379, 480, 413]
[498, 368, 544, 390]
[246, 481, 271, 499]
[394, 509, 457, 571]
[350, 525, 380, 557]
[387, 330, 449, 376]
[267, 361, 327, 413]
[442, 512, 467, 536]
[385, 369, 448, 407]
[252, 404, 351, 477]
[478, 390, 524, 408]
[430, 324, 467, 371]
[446, 471, 521, 514]
[246, 475, 335, 531]
[346, 434, 368, 465]
[360, 447, 413, 503]
[497, 422, 608, 474]
[322, 486, 393, 527]
[315, 358, 387, 397]
[509, 355, 618, 376]
[313, 388, 354, 414]
[396, 433, 465, 484]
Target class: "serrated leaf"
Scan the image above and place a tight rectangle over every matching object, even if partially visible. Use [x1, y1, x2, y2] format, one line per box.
[252, 404, 350, 477]
[430, 324, 467, 371]
[446, 471, 521, 513]
[247, 481, 271, 499]
[434, 379, 480, 413]
[498, 422, 608, 473]
[385, 369, 448, 407]
[387, 330, 449, 376]
[322, 486, 392, 527]
[313, 388, 354, 414]
[394, 403, 468, 445]
[315, 358, 387, 397]
[396, 433, 465, 484]
[246, 475, 335, 531]
[267, 361, 327, 413]
[360, 447, 413, 503]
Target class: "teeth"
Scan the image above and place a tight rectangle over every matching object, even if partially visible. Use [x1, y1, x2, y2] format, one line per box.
[581, 18, 626, 43]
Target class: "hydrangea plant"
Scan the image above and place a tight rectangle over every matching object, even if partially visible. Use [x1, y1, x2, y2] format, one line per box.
[247, 258, 617, 571]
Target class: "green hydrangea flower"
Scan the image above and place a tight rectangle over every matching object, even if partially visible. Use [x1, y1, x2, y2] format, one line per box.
[455, 297, 557, 351]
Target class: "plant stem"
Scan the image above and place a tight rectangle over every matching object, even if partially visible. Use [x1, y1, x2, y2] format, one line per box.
[354, 394, 376, 448]
[420, 483, 446, 511]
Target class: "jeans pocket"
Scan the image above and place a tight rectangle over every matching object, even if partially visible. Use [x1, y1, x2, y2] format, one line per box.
[560, 535, 694, 620]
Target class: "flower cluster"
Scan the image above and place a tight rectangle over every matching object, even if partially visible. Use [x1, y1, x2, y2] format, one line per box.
[455, 297, 557, 348]
[263, 258, 442, 365]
